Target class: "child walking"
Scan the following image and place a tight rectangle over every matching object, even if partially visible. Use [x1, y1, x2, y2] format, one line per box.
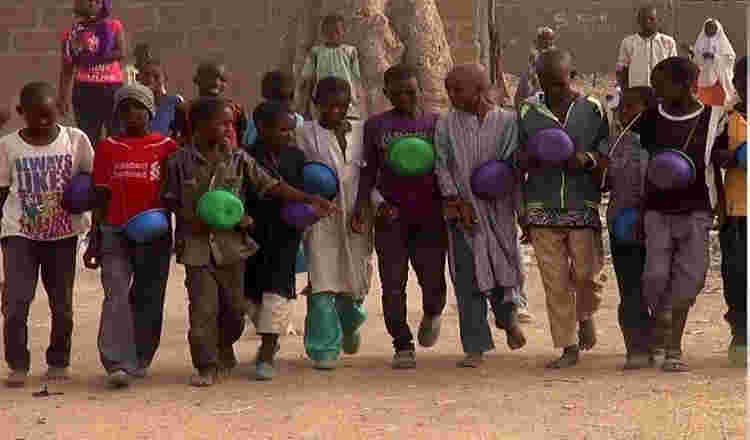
[518, 50, 608, 369]
[600, 86, 657, 369]
[0, 82, 94, 387]
[58, 0, 127, 145]
[713, 56, 747, 366]
[244, 101, 307, 380]
[83, 84, 178, 388]
[243, 71, 304, 148]
[352, 65, 448, 369]
[639, 57, 729, 373]
[136, 59, 186, 139]
[186, 61, 247, 148]
[300, 14, 363, 120]
[434, 64, 526, 368]
[296, 77, 373, 370]
[162, 97, 336, 387]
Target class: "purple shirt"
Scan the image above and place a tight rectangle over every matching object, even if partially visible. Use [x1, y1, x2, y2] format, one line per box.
[357, 110, 442, 223]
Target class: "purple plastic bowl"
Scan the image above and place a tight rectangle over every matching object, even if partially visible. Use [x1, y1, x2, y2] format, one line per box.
[61, 173, 96, 214]
[647, 149, 696, 191]
[470, 160, 514, 200]
[281, 202, 320, 230]
[527, 128, 575, 164]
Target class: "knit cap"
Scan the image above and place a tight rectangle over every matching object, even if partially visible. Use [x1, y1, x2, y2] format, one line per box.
[113, 83, 156, 119]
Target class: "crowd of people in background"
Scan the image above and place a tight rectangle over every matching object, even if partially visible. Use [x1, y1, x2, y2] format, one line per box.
[0, 0, 745, 390]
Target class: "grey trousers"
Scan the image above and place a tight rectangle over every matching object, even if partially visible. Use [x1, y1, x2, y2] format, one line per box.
[98, 226, 171, 373]
[2, 236, 78, 372]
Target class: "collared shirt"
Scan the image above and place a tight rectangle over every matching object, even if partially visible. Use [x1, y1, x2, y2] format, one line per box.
[162, 144, 280, 267]
[617, 33, 677, 88]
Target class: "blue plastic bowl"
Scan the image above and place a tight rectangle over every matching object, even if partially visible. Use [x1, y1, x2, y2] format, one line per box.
[303, 162, 339, 200]
[736, 142, 747, 169]
[612, 207, 640, 245]
[124, 209, 171, 244]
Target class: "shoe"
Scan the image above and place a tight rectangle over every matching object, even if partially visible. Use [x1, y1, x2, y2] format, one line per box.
[418, 315, 442, 348]
[546, 345, 580, 369]
[254, 362, 276, 381]
[45, 366, 71, 381]
[312, 360, 337, 370]
[516, 307, 534, 324]
[190, 369, 216, 387]
[5, 369, 28, 388]
[106, 370, 131, 388]
[392, 350, 417, 369]
[342, 331, 361, 355]
[623, 353, 651, 370]
[456, 352, 484, 368]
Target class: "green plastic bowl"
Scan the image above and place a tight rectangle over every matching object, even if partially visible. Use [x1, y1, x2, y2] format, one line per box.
[387, 136, 436, 177]
[196, 190, 245, 230]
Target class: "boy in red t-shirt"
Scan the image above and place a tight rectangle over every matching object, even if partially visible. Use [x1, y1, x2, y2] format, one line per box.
[84, 84, 178, 388]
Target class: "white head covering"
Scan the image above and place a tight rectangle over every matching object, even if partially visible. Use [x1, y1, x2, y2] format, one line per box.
[694, 18, 737, 105]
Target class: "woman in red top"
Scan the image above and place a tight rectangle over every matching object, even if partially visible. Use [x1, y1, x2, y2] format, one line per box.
[84, 84, 178, 388]
[58, 0, 127, 146]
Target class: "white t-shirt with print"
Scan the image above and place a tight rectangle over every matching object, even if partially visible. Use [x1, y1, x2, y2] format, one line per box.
[0, 126, 94, 241]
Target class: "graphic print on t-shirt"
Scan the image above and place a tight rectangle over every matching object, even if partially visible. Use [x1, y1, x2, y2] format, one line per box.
[15, 154, 73, 240]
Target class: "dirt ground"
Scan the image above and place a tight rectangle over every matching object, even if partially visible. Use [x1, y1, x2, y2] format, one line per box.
[0, 235, 745, 440]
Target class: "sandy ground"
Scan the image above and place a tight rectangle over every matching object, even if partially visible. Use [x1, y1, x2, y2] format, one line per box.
[0, 236, 745, 440]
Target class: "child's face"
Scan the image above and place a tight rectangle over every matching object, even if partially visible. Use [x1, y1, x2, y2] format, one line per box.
[260, 114, 295, 148]
[74, 0, 102, 19]
[137, 64, 166, 97]
[195, 65, 228, 97]
[323, 22, 345, 45]
[196, 105, 235, 147]
[134, 46, 151, 69]
[317, 93, 350, 127]
[18, 96, 58, 133]
[445, 76, 479, 113]
[619, 98, 645, 126]
[638, 9, 658, 35]
[271, 86, 295, 106]
[704, 20, 718, 37]
[385, 77, 420, 115]
[117, 99, 150, 135]
[538, 63, 572, 102]
[535, 32, 555, 52]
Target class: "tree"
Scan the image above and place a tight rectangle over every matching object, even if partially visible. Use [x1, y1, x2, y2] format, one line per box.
[283, 0, 454, 117]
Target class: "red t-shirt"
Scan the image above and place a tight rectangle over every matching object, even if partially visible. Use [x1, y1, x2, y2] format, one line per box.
[93, 134, 179, 226]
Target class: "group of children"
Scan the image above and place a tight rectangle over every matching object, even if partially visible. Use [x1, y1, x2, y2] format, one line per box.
[0, 2, 746, 389]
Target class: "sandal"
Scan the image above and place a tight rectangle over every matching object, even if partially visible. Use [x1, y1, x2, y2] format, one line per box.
[661, 357, 690, 373]
[546, 346, 580, 369]
[505, 324, 527, 351]
[578, 319, 597, 351]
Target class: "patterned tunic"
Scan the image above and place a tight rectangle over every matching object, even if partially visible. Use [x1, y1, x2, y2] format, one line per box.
[434, 108, 523, 293]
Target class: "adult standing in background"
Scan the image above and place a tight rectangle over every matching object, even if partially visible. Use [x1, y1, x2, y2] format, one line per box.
[514, 27, 557, 109]
[616, 6, 677, 89]
[693, 19, 737, 107]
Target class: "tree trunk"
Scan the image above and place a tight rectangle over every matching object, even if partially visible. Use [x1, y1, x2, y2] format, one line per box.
[286, 0, 453, 116]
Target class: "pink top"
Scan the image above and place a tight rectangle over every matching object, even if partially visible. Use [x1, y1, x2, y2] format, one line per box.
[62, 18, 124, 85]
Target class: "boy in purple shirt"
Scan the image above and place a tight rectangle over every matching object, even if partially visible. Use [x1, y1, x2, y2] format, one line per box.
[352, 65, 447, 369]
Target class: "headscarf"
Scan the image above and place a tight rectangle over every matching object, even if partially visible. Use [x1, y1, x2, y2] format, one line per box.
[447, 64, 496, 112]
[694, 19, 737, 103]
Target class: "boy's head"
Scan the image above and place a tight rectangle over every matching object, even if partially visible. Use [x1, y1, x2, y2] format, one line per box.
[190, 97, 234, 147]
[734, 56, 747, 107]
[445, 64, 492, 113]
[253, 101, 294, 148]
[620, 86, 656, 125]
[704, 19, 719, 37]
[136, 59, 166, 97]
[17, 82, 58, 132]
[194, 61, 228, 97]
[637, 6, 658, 36]
[133, 43, 152, 70]
[313, 76, 351, 127]
[74, 0, 109, 20]
[651, 57, 699, 104]
[535, 27, 557, 52]
[384, 64, 420, 115]
[113, 84, 155, 135]
[536, 49, 574, 101]
[261, 70, 295, 105]
[322, 14, 345, 46]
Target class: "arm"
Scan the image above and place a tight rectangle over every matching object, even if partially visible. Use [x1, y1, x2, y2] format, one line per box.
[433, 118, 460, 200]
[58, 40, 76, 115]
[0, 107, 9, 129]
[172, 99, 188, 141]
[354, 119, 380, 213]
[711, 124, 735, 168]
[235, 107, 248, 147]
[616, 38, 630, 89]
[299, 51, 317, 118]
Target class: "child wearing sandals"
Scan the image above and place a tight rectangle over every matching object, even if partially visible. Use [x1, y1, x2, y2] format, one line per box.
[639, 57, 729, 373]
